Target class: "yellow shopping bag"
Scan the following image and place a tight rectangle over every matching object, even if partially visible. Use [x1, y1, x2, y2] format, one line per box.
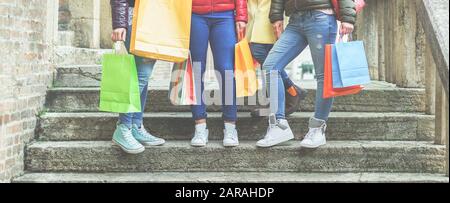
[131, 0, 192, 63]
[235, 33, 259, 97]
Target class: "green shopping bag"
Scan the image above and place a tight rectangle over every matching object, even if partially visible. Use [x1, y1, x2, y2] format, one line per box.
[99, 42, 141, 113]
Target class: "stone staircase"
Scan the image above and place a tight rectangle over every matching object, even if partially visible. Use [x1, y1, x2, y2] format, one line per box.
[13, 47, 449, 183]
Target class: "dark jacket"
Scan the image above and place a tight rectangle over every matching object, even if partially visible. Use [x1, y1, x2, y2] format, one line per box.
[269, 0, 356, 24]
[111, 0, 134, 29]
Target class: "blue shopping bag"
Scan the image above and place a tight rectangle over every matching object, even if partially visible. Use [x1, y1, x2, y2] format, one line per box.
[332, 40, 371, 88]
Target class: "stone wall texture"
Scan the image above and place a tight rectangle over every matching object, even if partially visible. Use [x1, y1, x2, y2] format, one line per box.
[0, 0, 54, 182]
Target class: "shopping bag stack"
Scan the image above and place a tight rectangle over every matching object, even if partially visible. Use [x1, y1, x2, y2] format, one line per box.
[235, 32, 259, 98]
[131, 0, 192, 63]
[99, 42, 142, 113]
[169, 54, 198, 105]
[323, 35, 371, 99]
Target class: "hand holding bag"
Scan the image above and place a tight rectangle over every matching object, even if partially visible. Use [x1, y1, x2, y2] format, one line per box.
[332, 35, 371, 88]
[99, 41, 142, 113]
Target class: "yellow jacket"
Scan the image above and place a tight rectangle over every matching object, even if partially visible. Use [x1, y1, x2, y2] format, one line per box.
[246, 0, 277, 44]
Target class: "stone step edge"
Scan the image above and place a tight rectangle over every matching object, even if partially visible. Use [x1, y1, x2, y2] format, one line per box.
[48, 86, 426, 92]
[13, 172, 449, 183]
[27, 140, 444, 150]
[39, 111, 433, 119]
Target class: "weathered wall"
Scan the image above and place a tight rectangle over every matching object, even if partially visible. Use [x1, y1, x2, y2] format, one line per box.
[0, 0, 57, 182]
[355, 0, 427, 87]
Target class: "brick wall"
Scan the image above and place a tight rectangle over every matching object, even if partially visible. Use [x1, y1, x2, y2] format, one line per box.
[0, 0, 55, 182]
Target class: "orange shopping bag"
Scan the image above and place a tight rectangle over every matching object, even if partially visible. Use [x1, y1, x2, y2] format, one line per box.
[323, 44, 363, 99]
[235, 33, 259, 97]
[131, 0, 192, 63]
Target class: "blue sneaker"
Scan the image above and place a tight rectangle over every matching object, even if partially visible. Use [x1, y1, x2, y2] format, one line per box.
[132, 124, 166, 146]
[112, 124, 145, 154]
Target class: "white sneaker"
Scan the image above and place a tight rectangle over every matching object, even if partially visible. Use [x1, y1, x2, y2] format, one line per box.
[191, 124, 209, 147]
[223, 127, 239, 147]
[256, 114, 294, 148]
[300, 118, 327, 149]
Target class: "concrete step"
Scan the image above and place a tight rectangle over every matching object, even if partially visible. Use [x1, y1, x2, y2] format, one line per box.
[13, 172, 449, 183]
[55, 47, 112, 66]
[44, 85, 426, 113]
[25, 141, 445, 173]
[54, 63, 171, 87]
[37, 112, 434, 141]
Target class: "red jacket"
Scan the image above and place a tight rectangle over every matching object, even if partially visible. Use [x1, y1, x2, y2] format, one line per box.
[192, 0, 248, 22]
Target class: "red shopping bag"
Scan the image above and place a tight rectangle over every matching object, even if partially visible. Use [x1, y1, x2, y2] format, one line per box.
[169, 54, 198, 105]
[323, 44, 363, 99]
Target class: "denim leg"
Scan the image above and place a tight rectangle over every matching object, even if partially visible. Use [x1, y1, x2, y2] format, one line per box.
[131, 58, 154, 127]
[190, 14, 210, 121]
[209, 17, 238, 122]
[118, 24, 155, 128]
[304, 11, 338, 121]
[262, 19, 308, 120]
[250, 43, 296, 89]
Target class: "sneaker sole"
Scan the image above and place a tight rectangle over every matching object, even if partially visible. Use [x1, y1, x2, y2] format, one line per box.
[223, 142, 240, 147]
[256, 134, 294, 148]
[191, 143, 207, 147]
[191, 140, 208, 147]
[141, 140, 166, 147]
[112, 140, 145, 154]
[299, 142, 326, 149]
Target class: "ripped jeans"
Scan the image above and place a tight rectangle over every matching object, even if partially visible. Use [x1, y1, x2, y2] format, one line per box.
[263, 10, 338, 120]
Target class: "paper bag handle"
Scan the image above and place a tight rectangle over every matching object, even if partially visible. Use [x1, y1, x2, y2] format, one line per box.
[114, 41, 129, 55]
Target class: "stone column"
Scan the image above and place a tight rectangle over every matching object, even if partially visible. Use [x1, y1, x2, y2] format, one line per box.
[376, 0, 386, 81]
[383, 0, 395, 84]
[392, 0, 424, 88]
[67, 0, 101, 48]
[100, 0, 113, 49]
[355, 0, 379, 81]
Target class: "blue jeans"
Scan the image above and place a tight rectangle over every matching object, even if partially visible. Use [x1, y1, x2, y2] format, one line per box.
[250, 43, 295, 89]
[118, 25, 156, 128]
[263, 11, 338, 120]
[190, 12, 238, 122]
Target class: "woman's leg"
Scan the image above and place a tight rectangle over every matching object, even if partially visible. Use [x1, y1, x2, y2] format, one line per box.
[250, 43, 296, 90]
[190, 14, 210, 123]
[299, 11, 338, 149]
[118, 25, 155, 129]
[262, 19, 308, 120]
[304, 11, 338, 121]
[209, 17, 238, 123]
[130, 58, 155, 127]
[189, 14, 211, 147]
[256, 14, 309, 148]
[209, 16, 239, 147]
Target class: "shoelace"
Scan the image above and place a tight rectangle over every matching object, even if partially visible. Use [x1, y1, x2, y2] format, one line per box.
[263, 114, 288, 140]
[138, 127, 156, 139]
[304, 128, 317, 140]
[122, 129, 140, 146]
[193, 130, 207, 141]
[225, 130, 237, 141]
[305, 125, 327, 140]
